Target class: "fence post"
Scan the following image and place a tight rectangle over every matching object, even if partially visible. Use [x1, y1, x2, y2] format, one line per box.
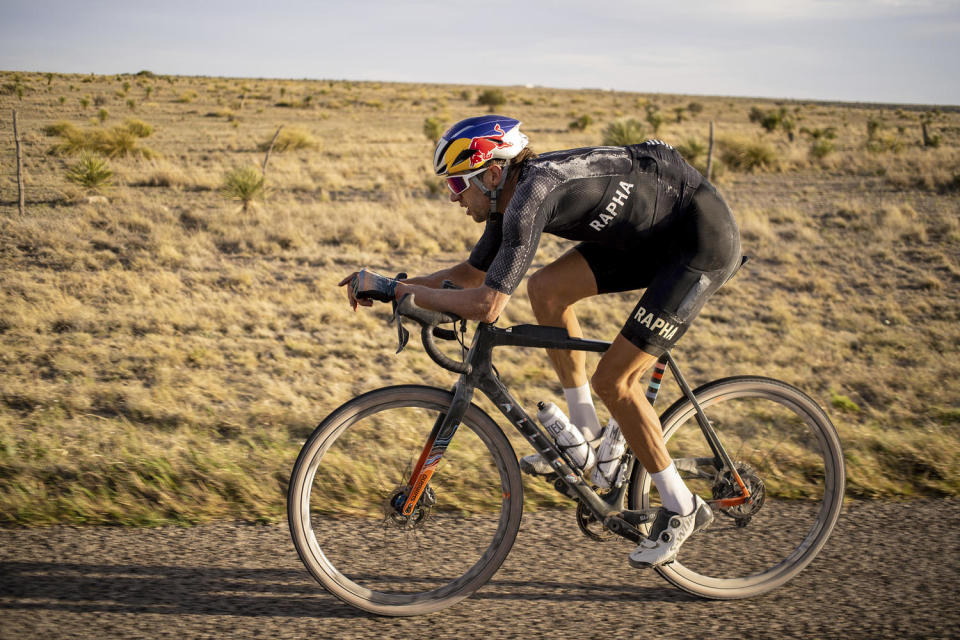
[706, 120, 714, 182]
[13, 109, 25, 215]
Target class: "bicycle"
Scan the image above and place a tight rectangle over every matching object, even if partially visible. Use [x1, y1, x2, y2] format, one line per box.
[287, 282, 845, 616]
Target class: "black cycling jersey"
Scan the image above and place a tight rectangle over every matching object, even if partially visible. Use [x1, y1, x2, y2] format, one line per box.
[469, 140, 704, 294]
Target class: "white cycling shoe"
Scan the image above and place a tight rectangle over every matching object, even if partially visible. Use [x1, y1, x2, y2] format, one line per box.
[629, 495, 714, 569]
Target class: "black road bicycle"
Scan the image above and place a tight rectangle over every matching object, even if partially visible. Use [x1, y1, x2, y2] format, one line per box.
[288, 291, 845, 616]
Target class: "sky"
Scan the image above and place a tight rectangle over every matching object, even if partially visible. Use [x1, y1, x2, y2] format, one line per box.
[1, 0, 958, 105]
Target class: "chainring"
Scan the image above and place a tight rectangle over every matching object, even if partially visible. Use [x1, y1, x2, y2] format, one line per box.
[576, 501, 617, 542]
[712, 462, 766, 527]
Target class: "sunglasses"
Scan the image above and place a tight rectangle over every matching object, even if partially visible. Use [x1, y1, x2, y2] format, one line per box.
[445, 167, 487, 195]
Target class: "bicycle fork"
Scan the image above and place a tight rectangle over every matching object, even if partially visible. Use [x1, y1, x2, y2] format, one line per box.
[397, 382, 473, 517]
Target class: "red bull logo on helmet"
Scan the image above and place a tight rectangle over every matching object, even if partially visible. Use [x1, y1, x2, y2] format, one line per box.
[468, 123, 513, 168]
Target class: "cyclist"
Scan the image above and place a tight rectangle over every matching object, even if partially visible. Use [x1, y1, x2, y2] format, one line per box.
[340, 115, 741, 568]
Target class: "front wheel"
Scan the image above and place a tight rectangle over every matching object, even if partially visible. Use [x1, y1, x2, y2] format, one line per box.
[630, 376, 845, 599]
[287, 385, 524, 616]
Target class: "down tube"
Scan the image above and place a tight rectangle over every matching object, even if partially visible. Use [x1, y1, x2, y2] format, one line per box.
[477, 375, 615, 520]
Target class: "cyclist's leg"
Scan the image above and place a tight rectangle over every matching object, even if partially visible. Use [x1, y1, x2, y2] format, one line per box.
[594, 181, 742, 567]
[526, 248, 598, 389]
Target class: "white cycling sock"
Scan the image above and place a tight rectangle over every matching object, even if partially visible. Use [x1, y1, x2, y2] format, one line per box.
[564, 384, 602, 440]
[650, 462, 697, 516]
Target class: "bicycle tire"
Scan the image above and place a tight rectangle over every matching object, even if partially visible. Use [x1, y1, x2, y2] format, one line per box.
[629, 376, 845, 599]
[287, 385, 524, 616]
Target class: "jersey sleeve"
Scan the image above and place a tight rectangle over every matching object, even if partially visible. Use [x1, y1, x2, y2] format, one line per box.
[482, 167, 559, 294]
[467, 214, 503, 272]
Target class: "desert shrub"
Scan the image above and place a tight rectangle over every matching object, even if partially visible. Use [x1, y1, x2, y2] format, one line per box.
[676, 138, 707, 164]
[568, 114, 593, 131]
[49, 128, 89, 155]
[602, 119, 646, 146]
[258, 128, 317, 152]
[801, 127, 837, 159]
[126, 99, 136, 111]
[810, 139, 835, 159]
[79, 96, 91, 109]
[97, 108, 109, 123]
[176, 91, 198, 103]
[94, 95, 108, 106]
[91, 127, 137, 157]
[221, 166, 265, 211]
[476, 88, 506, 112]
[423, 116, 444, 143]
[687, 101, 704, 115]
[41, 121, 79, 137]
[646, 110, 665, 135]
[58, 96, 66, 105]
[672, 107, 686, 123]
[865, 118, 903, 153]
[65, 153, 113, 192]
[123, 119, 153, 138]
[718, 137, 777, 172]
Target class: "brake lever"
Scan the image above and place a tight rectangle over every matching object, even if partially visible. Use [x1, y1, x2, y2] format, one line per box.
[391, 272, 409, 354]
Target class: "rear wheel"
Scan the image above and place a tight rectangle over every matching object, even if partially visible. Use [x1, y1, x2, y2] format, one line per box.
[630, 376, 845, 599]
[287, 385, 524, 615]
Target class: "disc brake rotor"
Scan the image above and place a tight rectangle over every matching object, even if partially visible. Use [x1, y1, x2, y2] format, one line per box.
[712, 462, 766, 527]
[383, 486, 437, 529]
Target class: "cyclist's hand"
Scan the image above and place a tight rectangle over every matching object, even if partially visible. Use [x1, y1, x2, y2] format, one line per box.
[394, 281, 413, 301]
[338, 271, 373, 311]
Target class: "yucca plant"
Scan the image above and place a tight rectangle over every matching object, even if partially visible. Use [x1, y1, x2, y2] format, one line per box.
[602, 119, 646, 146]
[221, 166, 266, 211]
[65, 153, 113, 193]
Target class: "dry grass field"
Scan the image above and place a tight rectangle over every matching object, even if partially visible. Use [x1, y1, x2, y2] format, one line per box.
[1, 71, 958, 526]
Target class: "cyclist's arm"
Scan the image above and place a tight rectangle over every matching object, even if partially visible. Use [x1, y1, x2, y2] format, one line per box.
[401, 261, 485, 289]
[395, 282, 509, 324]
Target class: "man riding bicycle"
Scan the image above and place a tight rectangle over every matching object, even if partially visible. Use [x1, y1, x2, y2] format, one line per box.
[341, 115, 741, 568]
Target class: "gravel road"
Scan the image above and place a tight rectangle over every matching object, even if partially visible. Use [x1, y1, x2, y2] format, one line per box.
[1, 498, 958, 639]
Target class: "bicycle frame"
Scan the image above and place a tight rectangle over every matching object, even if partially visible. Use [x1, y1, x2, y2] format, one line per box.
[398, 321, 752, 542]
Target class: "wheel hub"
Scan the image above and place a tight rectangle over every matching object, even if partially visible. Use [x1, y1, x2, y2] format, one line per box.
[712, 462, 766, 527]
[384, 486, 437, 529]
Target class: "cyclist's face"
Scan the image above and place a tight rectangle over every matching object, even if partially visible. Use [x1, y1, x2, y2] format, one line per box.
[450, 175, 490, 223]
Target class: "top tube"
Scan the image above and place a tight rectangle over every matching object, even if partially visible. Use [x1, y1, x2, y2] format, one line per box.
[484, 323, 610, 353]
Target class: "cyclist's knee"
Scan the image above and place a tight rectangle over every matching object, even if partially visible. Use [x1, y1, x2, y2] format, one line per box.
[527, 269, 569, 319]
[591, 362, 631, 404]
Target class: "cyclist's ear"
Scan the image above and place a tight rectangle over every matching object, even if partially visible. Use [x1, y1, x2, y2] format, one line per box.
[483, 165, 502, 188]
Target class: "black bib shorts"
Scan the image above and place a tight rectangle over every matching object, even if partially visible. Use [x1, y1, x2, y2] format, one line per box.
[575, 181, 741, 355]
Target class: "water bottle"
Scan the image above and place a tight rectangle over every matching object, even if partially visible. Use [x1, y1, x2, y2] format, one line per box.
[536, 401, 596, 472]
[591, 419, 628, 489]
